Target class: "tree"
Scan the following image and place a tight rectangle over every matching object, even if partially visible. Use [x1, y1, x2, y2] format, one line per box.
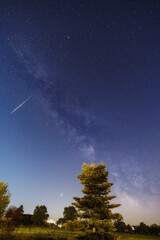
[126, 224, 132, 232]
[65, 163, 121, 240]
[114, 219, 126, 232]
[2, 205, 24, 236]
[32, 205, 49, 226]
[137, 222, 149, 234]
[5, 205, 24, 226]
[150, 224, 160, 235]
[63, 206, 77, 221]
[57, 206, 77, 227]
[0, 182, 11, 217]
[57, 218, 66, 226]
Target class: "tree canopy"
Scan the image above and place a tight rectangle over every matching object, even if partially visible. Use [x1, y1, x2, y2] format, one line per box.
[65, 163, 121, 240]
[0, 182, 11, 217]
[57, 206, 77, 226]
[5, 205, 24, 226]
[32, 205, 49, 226]
[63, 206, 77, 221]
[114, 218, 126, 233]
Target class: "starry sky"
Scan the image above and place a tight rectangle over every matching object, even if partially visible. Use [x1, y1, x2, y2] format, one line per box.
[0, 0, 160, 225]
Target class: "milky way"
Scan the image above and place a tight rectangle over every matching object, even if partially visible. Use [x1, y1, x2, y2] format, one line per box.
[1, 0, 160, 224]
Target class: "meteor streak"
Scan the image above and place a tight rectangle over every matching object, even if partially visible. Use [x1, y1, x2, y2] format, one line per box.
[10, 96, 32, 114]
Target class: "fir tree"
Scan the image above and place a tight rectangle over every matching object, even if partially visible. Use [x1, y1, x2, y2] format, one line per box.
[65, 163, 121, 240]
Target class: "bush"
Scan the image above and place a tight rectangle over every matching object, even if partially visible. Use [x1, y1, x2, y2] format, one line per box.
[76, 232, 120, 240]
[1, 219, 16, 236]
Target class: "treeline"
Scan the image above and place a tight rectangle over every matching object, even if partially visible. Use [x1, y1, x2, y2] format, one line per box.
[1, 168, 160, 240]
[114, 219, 160, 236]
[2, 205, 77, 226]
[3, 204, 49, 224]
[0, 204, 50, 236]
[2, 204, 160, 236]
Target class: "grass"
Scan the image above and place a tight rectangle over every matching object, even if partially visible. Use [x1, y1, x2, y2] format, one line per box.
[0, 226, 159, 240]
[119, 233, 160, 240]
[0, 226, 81, 239]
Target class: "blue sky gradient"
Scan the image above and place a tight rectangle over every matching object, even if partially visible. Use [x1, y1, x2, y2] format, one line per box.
[0, 0, 160, 225]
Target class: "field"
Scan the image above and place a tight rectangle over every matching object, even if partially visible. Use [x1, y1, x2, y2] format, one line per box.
[0, 227, 159, 240]
[119, 233, 160, 240]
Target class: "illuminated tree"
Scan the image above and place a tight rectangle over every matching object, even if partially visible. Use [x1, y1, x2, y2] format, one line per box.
[65, 163, 121, 240]
[0, 182, 11, 217]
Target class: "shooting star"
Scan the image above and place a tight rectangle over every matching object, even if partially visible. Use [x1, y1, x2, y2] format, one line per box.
[10, 96, 32, 115]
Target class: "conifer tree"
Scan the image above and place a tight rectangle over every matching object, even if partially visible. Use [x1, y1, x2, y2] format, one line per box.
[65, 163, 121, 240]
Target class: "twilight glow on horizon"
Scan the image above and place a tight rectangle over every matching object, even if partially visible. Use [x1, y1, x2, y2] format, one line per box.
[0, 0, 160, 225]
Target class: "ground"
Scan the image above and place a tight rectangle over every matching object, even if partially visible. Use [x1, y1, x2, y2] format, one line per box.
[0, 226, 159, 239]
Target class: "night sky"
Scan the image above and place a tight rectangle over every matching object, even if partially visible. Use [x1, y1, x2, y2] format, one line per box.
[0, 0, 160, 225]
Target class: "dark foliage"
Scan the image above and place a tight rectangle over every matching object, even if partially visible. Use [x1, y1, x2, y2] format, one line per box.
[63, 206, 77, 221]
[32, 205, 49, 226]
[57, 206, 77, 226]
[5, 205, 24, 226]
[114, 219, 126, 233]
[22, 214, 33, 225]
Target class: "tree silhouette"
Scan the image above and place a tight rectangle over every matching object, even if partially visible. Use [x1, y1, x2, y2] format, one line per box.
[32, 205, 49, 226]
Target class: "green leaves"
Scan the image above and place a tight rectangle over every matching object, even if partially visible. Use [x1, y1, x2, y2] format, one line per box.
[65, 163, 121, 239]
[32, 205, 49, 226]
[0, 182, 11, 217]
[5, 205, 24, 226]
[63, 206, 77, 221]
